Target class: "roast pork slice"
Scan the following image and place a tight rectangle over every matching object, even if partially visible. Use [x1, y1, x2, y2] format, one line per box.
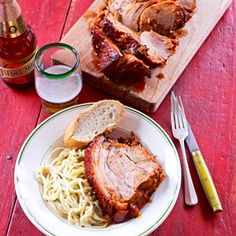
[178, 0, 196, 13]
[140, 31, 177, 62]
[139, 0, 186, 35]
[177, 0, 196, 21]
[91, 28, 151, 81]
[107, 0, 130, 13]
[108, 0, 196, 36]
[110, 53, 151, 81]
[102, 14, 165, 67]
[91, 27, 122, 71]
[85, 133, 165, 223]
[108, 0, 154, 31]
[121, 1, 154, 32]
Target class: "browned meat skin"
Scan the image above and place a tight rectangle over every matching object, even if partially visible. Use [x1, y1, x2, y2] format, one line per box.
[108, 53, 151, 81]
[101, 14, 165, 67]
[91, 27, 122, 71]
[85, 133, 165, 223]
[91, 1, 196, 82]
[91, 28, 151, 81]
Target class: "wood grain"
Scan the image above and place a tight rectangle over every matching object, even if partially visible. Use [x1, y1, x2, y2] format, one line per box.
[0, 87, 41, 236]
[153, 3, 236, 235]
[2, 1, 72, 236]
[2, 0, 236, 236]
[58, 0, 232, 113]
[5, 2, 109, 236]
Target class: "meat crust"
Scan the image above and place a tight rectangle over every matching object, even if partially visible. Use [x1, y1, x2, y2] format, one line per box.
[85, 133, 165, 222]
[90, 0, 196, 82]
[102, 14, 166, 67]
[91, 27, 151, 81]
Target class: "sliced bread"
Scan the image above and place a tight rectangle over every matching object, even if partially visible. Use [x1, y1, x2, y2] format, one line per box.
[64, 100, 125, 148]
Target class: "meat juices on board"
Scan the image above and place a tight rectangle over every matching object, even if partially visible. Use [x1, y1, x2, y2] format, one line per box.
[90, 0, 196, 87]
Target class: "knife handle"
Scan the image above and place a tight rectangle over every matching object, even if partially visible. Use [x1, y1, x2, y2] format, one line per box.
[192, 150, 223, 212]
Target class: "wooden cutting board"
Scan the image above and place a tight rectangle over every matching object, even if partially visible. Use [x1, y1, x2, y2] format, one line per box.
[57, 0, 232, 113]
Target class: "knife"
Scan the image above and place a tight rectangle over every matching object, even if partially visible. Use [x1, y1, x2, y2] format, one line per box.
[185, 119, 223, 212]
[171, 92, 223, 212]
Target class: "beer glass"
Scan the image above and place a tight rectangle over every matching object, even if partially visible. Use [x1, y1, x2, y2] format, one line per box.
[34, 42, 83, 114]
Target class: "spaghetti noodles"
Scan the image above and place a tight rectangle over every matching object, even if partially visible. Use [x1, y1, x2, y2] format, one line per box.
[36, 147, 109, 227]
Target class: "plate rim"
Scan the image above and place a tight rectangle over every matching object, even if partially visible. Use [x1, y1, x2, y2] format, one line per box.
[14, 103, 181, 236]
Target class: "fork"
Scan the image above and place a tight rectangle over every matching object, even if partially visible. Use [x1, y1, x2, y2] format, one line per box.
[170, 92, 198, 205]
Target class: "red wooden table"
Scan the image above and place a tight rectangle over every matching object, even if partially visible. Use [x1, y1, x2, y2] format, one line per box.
[0, 0, 235, 235]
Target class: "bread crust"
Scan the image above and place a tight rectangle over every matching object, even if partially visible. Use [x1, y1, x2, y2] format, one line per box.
[64, 100, 125, 148]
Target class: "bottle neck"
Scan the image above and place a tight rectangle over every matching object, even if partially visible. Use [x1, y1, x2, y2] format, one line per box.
[0, 0, 28, 38]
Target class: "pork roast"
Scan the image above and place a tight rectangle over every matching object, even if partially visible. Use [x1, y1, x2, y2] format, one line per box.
[90, 0, 196, 82]
[102, 14, 166, 67]
[139, 0, 185, 35]
[91, 27, 151, 81]
[91, 28, 122, 71]
[108, 0, 196, 35]
[140, 31, 177, 62]
[108, 0, 154, 32]
[85, 133, 165, 223]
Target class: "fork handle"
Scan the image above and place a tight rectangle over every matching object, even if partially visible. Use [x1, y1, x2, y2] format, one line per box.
[180, 140, 198, 205]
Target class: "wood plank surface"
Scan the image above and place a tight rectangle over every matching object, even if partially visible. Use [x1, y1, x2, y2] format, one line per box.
[0, 87, 40, 236]
[58, 0, 232, 113]
[1, 0, 72, 235]
[152, 3, 236, 235]
[1, 0, 235, 236]
[4, 2, 109, 236]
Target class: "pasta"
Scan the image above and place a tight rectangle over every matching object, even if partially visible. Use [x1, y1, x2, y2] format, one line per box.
[36, 147, 109, 227]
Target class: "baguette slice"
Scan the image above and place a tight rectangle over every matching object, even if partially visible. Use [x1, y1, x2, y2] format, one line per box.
[64, 100, 125, 148]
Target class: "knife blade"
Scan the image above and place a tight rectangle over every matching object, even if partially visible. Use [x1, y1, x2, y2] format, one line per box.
[186, 124, 199, 152]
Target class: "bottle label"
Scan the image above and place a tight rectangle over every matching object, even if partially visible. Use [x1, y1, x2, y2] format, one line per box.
[0, 54, 35, 78]
[0, 15, 27, 38]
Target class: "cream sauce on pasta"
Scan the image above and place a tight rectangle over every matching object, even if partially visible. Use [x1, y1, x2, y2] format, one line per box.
[36, 147, 109, 227]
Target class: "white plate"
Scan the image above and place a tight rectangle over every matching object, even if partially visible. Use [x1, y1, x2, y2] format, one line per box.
[14, 103, 181, 236]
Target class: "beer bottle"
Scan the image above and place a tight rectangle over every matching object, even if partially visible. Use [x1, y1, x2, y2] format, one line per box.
[0, 0, 37, 88]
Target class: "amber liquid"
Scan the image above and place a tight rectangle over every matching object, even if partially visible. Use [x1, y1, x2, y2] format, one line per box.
[0, 26, 37, 88]
[35, 65, 83, 114]
[41, 95, 81, 114]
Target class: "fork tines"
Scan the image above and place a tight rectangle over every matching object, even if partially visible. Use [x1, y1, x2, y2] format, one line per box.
[170, 91, 198, 205]
[170, 92, 187, 131]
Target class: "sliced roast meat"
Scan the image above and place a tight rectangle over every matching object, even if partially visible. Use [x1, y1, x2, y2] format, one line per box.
[91, 28, 151, 81]
[85, 133, 165, 223]
[177, 0, 196, 21]
[107, 0, 196, 36]
[108, 0, 153, 31]
[91, 27, 122, 71]
[90, 0, 197, 82]
[102, 14, 165, 67]
[140, 31, 177, 62]
[118, 1, 154, 32]
[107, 53, 151, 81]
[178, 0, 196, 13]
[139, 0, 185, 35]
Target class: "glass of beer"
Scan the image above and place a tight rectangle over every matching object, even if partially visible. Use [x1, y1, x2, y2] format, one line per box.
[34, 42, 83, 114]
